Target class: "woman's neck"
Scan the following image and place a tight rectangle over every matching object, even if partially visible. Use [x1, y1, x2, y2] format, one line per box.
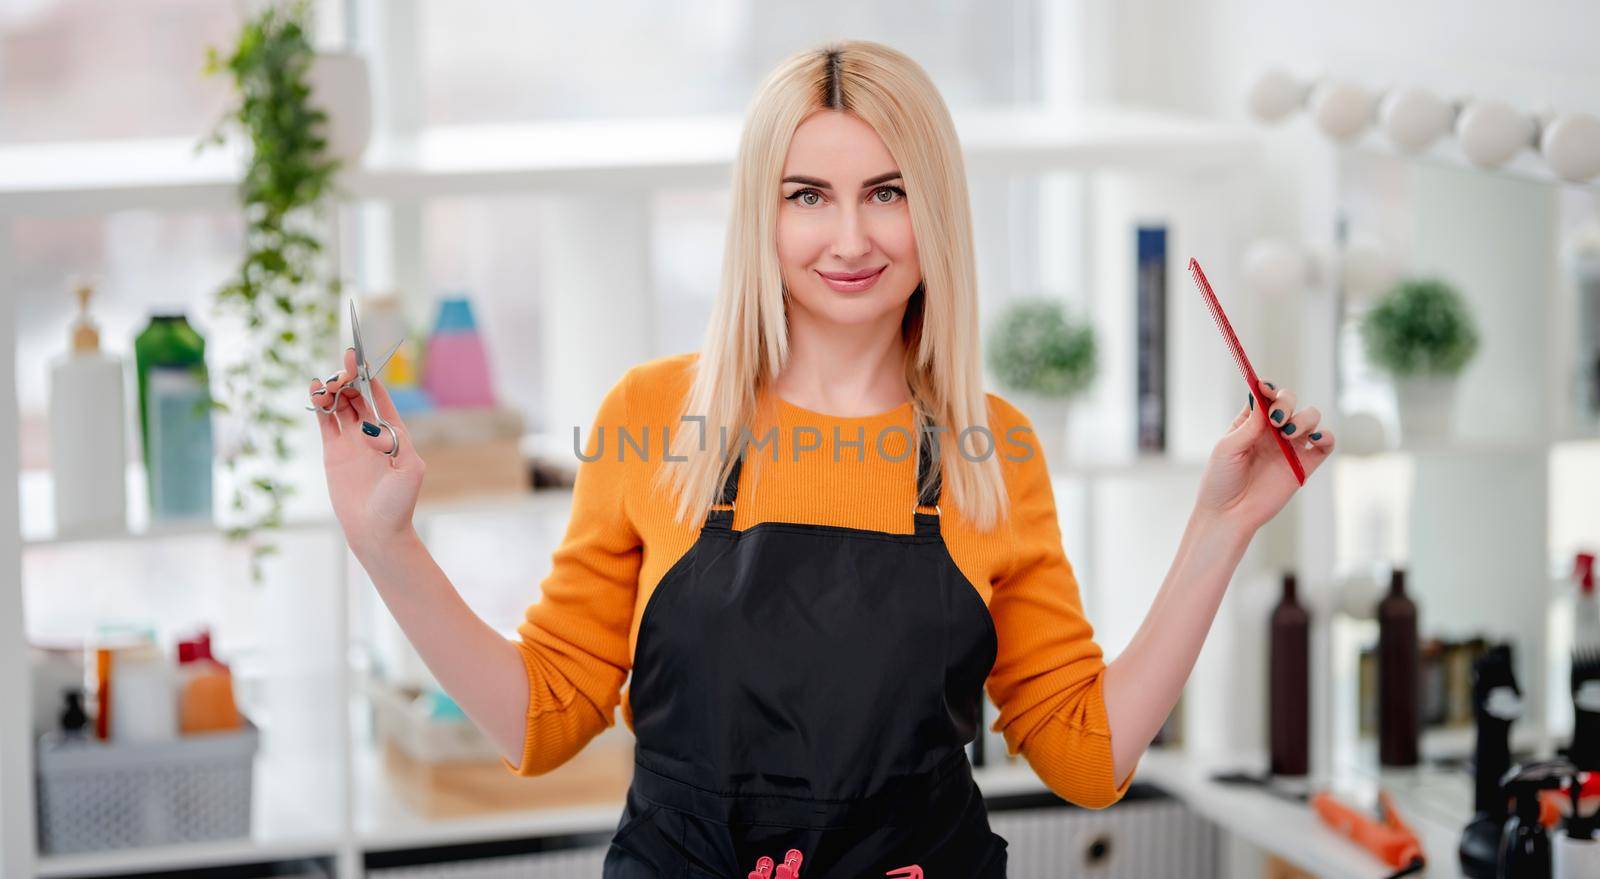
[773, 308, 910, 419]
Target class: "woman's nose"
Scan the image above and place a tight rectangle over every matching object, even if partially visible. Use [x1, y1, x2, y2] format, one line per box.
[829, 207, 871, 261]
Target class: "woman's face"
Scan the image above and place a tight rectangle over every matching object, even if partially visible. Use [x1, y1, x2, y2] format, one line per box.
[776, 110, 921, 330]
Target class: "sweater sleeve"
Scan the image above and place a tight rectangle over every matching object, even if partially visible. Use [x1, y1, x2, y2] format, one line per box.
[501, 369, 642, 776]
[983, 401, 1137, 808]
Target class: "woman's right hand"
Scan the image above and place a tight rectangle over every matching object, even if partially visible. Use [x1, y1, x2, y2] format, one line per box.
[310, 348, 426, 555]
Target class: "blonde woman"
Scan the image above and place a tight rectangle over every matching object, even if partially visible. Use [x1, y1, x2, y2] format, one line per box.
[312, 40, 1334, 878]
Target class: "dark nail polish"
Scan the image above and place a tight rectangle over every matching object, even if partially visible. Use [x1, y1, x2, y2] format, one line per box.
[312, 388, 326, 397]
[362, 421, 381, 437]
[1271, 409, 1285, 423]
[1281, 422, 1296, 436]
[1248, 394, 1254, 410]
[1309, 432, 1323, 441]
[1264, 381, 1276, 390]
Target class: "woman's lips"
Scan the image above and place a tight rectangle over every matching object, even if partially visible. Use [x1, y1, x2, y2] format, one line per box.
[816, 266, 886, 293]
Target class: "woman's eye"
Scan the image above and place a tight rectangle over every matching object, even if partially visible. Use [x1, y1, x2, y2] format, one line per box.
[785, 188, 823, 206]
[873, 186, 906, 204]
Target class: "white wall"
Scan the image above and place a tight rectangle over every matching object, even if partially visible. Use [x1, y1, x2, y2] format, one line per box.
[1102, 0, 1600, 121]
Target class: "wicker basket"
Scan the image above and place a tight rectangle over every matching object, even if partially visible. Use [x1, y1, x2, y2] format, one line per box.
[35, 720, 259, 855]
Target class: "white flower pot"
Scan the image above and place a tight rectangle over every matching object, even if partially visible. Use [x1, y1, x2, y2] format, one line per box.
[306, 51, 371, 166]
[1393, 374, 1460, 446]
[1005, 391, 1072, 468]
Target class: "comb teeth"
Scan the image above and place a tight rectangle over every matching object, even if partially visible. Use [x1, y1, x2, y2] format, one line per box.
[1189, 260, 1257, 390]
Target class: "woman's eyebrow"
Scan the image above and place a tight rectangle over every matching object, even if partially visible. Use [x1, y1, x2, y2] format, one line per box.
[780, 171, 903, 189]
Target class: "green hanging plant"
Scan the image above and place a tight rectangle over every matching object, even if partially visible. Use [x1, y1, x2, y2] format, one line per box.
[986, 298, 1098, 398]
[199, 0, 343, 582]
[1359, 277, 1480, 378]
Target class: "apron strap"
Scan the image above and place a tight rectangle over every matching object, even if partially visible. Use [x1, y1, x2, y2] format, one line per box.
[704, 447, 743, 531]
[706, 421, 944, 530]
[915, 426, 942, 511]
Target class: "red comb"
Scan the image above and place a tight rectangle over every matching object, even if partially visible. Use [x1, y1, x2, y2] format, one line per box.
[1188, 257, 1305, 486]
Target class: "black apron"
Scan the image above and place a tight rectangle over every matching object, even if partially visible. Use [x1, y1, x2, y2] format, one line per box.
[603, 429, 1007, 877]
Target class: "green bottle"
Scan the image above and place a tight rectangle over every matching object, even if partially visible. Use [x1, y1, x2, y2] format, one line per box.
[133, 313, 213, 523]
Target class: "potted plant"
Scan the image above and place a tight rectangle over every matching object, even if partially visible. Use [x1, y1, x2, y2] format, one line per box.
[986, 298, 1098, 466]
[200, 0, 345, 581]
[1359, 276, 1480, 444]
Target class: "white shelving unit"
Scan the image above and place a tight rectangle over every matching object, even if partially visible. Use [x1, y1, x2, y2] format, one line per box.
[0, 107, 1258, 218]
[1, 102, 1273, 878]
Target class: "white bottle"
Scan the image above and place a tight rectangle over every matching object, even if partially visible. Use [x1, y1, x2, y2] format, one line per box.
[109, 641, 177, 743]
[48, 281, 127, 537]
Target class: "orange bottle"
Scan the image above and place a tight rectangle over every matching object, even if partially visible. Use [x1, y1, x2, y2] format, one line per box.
[176, 629, 241, 734]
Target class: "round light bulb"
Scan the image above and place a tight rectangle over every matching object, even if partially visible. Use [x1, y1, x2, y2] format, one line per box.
[1340, 411, 1389, 456]
[1242, 239, 1309, 298]
[1247, 69, 1307, 123]
[1310, 81, 1375, 142]
[1379, 86, 1455, 154]
[1455, 99, 1534, 168]
[1540, 112, 1600, 183]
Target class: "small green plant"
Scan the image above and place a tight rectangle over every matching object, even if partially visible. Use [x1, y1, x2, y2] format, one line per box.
[1359, 277, 1480, 377]
[986, 298, 1098, 398]
[199, 0, 343, 582]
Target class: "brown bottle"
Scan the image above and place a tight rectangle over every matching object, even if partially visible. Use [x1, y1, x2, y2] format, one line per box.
[1270, 572, 1310, 777]
[1378, 568, 1420, 766]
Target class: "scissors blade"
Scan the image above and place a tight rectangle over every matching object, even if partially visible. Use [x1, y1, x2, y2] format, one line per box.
[349, 299, 368, 379]
[372, 337, 404, 379]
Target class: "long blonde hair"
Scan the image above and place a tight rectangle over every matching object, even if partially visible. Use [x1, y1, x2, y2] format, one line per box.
[655, 39, 1009, 532]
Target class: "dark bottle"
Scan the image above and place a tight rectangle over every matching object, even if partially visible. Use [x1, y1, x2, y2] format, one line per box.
[1269, 572, 1310, 777]
[59, 688, 89, 738]
[1378, 568, 1420, 767]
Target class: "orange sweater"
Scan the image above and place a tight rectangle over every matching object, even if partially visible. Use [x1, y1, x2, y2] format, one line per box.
[502, 352, 1137, 808]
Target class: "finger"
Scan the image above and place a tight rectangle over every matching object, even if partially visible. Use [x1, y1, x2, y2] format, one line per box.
[354, 418, 401, 459]
[367, 375, 408, 432]
[1266, 387, 1297, 429]
[1228, 394, 1252, 431]
[362, 387, 423, 470]
[1300, 426, 1334, 477]
[1279, 405, 1320, 441]
[309, 379, 340, 443]
[1303, 425, 1334, 457]
[323, 347, 359, 390]
[1220, 391, 1268, 454]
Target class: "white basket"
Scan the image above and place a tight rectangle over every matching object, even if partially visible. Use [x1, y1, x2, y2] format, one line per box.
[367, 677, 501, 764]
[35, 720, 259, 855]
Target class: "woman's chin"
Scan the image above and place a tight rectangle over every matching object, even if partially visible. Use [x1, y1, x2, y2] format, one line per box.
[795, 294, 902, 327]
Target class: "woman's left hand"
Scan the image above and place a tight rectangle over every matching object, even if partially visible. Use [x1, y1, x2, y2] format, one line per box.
[1194, 379, 1335, 535]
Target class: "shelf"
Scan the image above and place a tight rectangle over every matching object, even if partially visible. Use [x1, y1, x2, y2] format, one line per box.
[1135, 747, 1468, 879]
[20, 456, 572, 549]
[17, 461, 332, 548]
[0, 106, 1259, 216]
[35, 836, 337, 878]
[348, 706, 1053, 854]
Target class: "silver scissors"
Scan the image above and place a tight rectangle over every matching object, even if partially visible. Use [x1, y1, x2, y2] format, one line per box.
[309, 301, 404, 457]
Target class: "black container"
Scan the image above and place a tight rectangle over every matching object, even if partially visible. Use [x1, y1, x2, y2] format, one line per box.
[1497, 762, 1568, 879]
[1270, 572, 1310, 777]
[1378, 568, 1420, 767]
[1458, 645, 1521, 879]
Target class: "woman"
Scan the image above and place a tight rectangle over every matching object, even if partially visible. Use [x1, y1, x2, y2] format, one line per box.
[311, 40, 1333, 878]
